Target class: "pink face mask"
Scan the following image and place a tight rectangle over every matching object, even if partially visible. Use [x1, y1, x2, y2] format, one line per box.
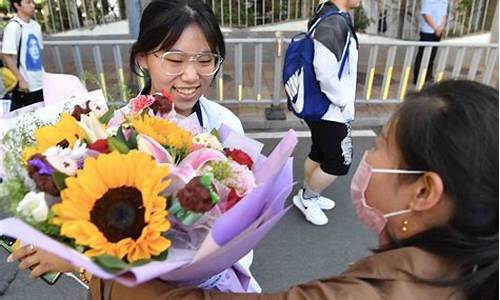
[350, 151, 425, 235]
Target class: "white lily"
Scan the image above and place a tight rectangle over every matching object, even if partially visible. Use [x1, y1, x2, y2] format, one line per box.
[88, 100, 108, 118]
[77, 112, 108, 143]
[16, 192, 49, 223]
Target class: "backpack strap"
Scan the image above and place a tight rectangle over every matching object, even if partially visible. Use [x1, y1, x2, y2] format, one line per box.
[337, 34, 351, 79]
[9, 19, 23, 69]
[307, 9, 342, 36]
[307, 9, 352, 80]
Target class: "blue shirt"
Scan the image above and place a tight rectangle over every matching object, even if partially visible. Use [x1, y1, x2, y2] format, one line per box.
[419, 0, 448, 33]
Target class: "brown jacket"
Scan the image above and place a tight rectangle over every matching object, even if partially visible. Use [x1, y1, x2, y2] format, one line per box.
[90, 246, 464, 300]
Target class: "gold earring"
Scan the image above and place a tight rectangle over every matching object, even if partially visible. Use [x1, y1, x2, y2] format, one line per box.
[401, 220, 409, 232]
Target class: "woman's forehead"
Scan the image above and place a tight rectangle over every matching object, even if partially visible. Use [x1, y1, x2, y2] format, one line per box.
[166, 24, 211, 52]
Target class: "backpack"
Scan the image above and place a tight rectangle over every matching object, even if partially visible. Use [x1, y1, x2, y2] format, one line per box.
[283, 9, 351, 121]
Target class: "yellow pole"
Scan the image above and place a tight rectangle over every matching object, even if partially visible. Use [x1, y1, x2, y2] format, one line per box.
[218, 78, 224, 101]
[238, 84, 243, 101]
[366, 67, 375, 100]
[382, 67, 393, 100]
[100, 73, 107, 99]
[400, 66, 411, 101]
[118, 68, 127, 100]
[417, 69, 427, 90]
[436, 71, 444, 82]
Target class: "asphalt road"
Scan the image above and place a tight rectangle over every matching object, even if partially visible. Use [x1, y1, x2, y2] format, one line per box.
[0, 131, 378, 299]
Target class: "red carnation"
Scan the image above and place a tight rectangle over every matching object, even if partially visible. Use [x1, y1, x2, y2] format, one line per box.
[150, 90, 173, 114]
[224, 148, 254, 169]
[88, 139, 110, 153]
[160, 89, 173, 103]
[223, 188, 242, 212]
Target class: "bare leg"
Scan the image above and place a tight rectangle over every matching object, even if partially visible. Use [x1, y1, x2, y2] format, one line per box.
[304, 157, 320, 183]
[307, 166, 338, 195]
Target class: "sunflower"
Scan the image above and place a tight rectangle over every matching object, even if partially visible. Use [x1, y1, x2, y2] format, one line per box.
[130, 114, 193, 150]
[52, 150, 172, 263]
[22, 113, 86, 161]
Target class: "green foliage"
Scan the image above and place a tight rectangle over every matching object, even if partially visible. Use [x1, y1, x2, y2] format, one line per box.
[0, 177, 29, 214]
[354, 5, 371, 33]
[167, 145, 190, 165]
[32, 211, 61, 237]
[209, 128, 220, 140]
[81, 70, 133, 109]
[93, 254, 130, 273]
[457, 0, 473, 11]
[52, 171, 68, 191]
[99, 108, 116, 125]
[210, 161, 232, 181]
[213, 0, 304, 27]
[93, 249, 169, 273]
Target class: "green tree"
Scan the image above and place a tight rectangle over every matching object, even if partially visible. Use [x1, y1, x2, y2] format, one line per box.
[354, 5, 370, 33]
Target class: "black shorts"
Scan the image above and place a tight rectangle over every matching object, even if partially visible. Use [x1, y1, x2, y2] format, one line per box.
[305, 119, 353, 176]
[10, 87, 43, 111]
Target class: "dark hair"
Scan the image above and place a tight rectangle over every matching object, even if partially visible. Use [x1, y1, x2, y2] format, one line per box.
[129, 0, 225, 89]
[390, 80, 498, 299]
[10, 0, 21, 12]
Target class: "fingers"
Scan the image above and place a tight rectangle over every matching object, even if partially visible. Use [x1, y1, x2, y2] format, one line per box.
[29, 264, 48, 279]
[7, 244, 36, 262]
[18, 253, 39, 271]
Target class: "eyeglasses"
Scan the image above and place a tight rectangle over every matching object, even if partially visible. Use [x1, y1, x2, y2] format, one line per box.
[153, 51, 223, 76]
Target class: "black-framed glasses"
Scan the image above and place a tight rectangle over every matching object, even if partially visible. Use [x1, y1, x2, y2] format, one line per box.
[153, 51, 223, 76]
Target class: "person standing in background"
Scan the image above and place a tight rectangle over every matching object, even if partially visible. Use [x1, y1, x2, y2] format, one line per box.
[413, 0, 448, 85]
[292, 0, 359, 226]
[2, 0, 44, 111]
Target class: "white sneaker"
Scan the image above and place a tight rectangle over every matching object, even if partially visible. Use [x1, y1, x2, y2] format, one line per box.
[293, 195, 328, 226]
[298, 189, 336, 210]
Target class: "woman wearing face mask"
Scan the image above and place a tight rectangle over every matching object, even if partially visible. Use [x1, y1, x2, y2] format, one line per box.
[91, 80, 498, 300]
[8, 0, 260, 293]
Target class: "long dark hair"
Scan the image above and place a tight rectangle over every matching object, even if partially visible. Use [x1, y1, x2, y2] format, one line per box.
[390, 80, 498, 299]
[129, 0, 225, 92]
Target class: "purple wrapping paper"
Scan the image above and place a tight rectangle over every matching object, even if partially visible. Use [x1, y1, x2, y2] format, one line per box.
[0, 128, 298, 287]
[211, 158, 294, 246]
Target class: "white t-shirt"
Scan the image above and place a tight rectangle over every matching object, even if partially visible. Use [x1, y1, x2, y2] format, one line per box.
[2, 16, 44, 92]
[196, 96, 245, 135]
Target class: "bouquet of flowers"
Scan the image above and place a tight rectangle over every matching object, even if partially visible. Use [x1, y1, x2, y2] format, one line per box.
[0, 89, 297, 291]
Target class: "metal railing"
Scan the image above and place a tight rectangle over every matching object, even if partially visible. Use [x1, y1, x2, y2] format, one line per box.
[0, 0, 126, 34]
[32, 38, 499, 105]
[0, 0, 494, 39]
[363, 0, 497, 39]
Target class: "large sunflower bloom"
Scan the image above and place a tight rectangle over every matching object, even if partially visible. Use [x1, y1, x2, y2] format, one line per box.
[130, 114, 193, 150]
[52, 150, 172, 263]
[22, 113, 86, 161]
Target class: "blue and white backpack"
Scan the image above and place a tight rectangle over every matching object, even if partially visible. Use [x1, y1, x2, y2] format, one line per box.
[283, 9, 351, 121]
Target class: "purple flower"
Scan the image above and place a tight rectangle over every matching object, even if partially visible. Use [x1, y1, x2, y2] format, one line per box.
[28, 158, 54, 175]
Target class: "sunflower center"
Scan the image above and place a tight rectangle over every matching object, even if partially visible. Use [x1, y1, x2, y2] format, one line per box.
[90, 187, 146, 243]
